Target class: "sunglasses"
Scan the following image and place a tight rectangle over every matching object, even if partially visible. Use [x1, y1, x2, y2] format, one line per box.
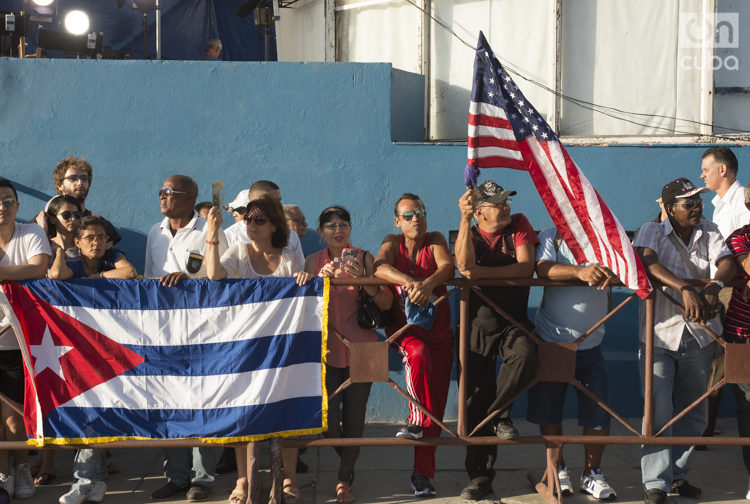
[158, 187, 188, 198]
[59, 211, 81, 221]
[674, 199, 704, 210]
[244, 214, 269, 225]
[64, 175, 89, 184]
[321, 222, 350, 231]
[0, 198, 17, 208]
[399, 209, 427, 221]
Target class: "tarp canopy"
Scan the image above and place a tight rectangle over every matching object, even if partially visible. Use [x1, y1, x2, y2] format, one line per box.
[0, 0, 276, 61]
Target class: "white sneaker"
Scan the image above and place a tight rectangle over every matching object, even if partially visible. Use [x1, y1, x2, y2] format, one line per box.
[745, 475, 750, 500]
[13, 463, 35, 499]
[87, 482, 107, 503]
[59, 487, 87, 504]
[0, 473, 14, 500]
[557, 465, 573, 496]
[581, 468, 616, 500]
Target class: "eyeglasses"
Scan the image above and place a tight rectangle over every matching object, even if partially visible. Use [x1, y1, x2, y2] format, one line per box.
[59, 211, 81, 221]
[78, 233, 108, 243]
[674, 199, 704, 210]
[398, 209, 427, 221]
[158, 187, 188, 198]
[244, 214, 269, 225]
[0, 198, 17, 208]
[64, 175, 89, 184]
[322, 222, 350, 231]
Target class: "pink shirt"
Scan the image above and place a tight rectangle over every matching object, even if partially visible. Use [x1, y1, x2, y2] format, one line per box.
[313, 248, 377, 368]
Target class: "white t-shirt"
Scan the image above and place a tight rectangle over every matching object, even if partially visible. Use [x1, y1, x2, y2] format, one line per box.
[712, 179, 750, 239]
[224, 220, 305, 264]
[0, 223, 52, 350]
[220, 243, 302, 279]
[144, 212, 228, 278]
[533, 227, 608, 350]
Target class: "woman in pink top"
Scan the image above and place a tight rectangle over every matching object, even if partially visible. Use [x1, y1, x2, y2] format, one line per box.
[304, 206, 392, 504]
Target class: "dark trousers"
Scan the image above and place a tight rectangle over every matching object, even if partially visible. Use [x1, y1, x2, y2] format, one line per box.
[325, 365, 372, 484]
[463, 306, 538, 479]
[726, 334, 750, 473]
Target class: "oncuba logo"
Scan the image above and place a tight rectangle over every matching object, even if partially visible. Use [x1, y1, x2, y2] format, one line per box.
[679, 12, 740, 71]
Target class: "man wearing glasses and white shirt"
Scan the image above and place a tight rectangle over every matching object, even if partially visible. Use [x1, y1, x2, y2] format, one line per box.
[145, 175, 228, 502]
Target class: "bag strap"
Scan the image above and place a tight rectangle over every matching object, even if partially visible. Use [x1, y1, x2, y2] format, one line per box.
[666, 232, 702, 279]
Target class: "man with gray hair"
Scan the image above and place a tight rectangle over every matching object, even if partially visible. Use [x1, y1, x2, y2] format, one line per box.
[202, 38, 222, 60]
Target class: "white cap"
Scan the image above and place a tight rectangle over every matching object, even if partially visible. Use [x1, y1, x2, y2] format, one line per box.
[225, 189, 250, 211]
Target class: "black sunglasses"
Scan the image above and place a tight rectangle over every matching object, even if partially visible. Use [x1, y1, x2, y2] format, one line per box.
[59, 211, 81, 221]
[244, 214, 269, 225]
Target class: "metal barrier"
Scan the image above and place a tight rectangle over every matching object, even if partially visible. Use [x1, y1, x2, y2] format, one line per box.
[4, 277, 750, 504]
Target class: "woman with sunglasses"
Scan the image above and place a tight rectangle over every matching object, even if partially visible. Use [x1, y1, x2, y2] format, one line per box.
[46, 195, 82, 258]
[48, 216, 137, 281]
[205, 196, 312, 504]
[48, 216, 136, 504]
[304, 206, 392, 504]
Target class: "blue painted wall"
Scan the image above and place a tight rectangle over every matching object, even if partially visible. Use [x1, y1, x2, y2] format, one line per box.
[0, 58, 743, 421]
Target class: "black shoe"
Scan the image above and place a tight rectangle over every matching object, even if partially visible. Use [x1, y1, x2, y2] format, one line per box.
[493, 419, 519, 440]
[644, 488, 666, 504]
[410, 472, 435, 497]
[671, 479, 701, 498]
[460, 477, 494, 500]
[215, 448, 237, 474]
[186, 485, 211, 502]
[151, 481, 189, 500]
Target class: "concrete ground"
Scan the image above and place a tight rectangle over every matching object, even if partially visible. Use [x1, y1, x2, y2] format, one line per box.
[23, 418, 749, 504]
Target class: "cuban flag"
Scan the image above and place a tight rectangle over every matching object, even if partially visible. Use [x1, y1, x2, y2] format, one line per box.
[0, 277, 328, 446]
[465, 31, 651, 299]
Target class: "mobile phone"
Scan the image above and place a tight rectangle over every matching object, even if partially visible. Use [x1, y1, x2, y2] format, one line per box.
[211, 181, 224, 209]
[341, 248, 358, 268]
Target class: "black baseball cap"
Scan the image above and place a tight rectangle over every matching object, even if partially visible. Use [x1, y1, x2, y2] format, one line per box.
[661, 177, 709, 206]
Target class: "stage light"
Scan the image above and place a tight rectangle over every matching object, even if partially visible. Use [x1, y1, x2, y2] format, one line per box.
[31, 0, 54, 6]
[64, 10, 89, 35]
[27, 0, 56, 23]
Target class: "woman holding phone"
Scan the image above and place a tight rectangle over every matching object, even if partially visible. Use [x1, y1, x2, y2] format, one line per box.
[304, 206, 392, 504]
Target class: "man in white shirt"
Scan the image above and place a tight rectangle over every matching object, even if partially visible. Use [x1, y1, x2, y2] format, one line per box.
[0, 178, 50, 500]
[145, 175, 227, 501]
[634, 177, 737, 504]
[223, 180, 305, 264]
[699, 146, 749, 447]
[701, 146, 750, 238]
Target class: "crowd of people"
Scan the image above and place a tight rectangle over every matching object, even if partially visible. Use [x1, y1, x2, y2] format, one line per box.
[0, 146, 749, 504]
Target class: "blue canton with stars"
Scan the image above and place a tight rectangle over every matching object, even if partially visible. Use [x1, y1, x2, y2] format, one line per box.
[472, 32, 556, 143]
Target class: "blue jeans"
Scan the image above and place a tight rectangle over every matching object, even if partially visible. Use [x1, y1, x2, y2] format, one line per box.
[638, 331, 713, 492]
[163, 447, 218, 487]
[71, 449, 106, 493]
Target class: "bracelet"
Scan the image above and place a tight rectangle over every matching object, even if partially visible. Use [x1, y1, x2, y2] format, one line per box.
[205, 240, 219, 245]
[709, 279, 725, 289]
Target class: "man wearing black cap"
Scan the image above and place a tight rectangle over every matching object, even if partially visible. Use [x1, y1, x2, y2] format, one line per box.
[634, 177, 737, 504]
[454, 180, 539, 501]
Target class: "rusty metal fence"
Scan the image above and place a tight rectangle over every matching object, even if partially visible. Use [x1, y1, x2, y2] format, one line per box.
[3, 277, 750, 504]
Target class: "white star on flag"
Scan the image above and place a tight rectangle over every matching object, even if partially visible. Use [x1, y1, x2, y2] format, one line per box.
[30, 326, 73, 381]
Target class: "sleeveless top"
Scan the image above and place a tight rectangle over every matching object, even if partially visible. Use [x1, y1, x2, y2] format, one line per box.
[313, 248, 377, 368]
[385, 234, 453, 341]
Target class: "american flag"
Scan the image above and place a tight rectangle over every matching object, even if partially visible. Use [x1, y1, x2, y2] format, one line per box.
[465, 31, 651, 299]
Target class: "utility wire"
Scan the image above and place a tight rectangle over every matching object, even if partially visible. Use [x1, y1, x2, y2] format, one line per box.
[403, 0, 750, 140]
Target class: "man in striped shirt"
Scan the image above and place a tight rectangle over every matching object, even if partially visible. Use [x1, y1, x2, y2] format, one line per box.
[634, 177, 736, 504]
[722, 182, 750, 500]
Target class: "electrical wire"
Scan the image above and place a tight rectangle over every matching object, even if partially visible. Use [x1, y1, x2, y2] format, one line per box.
[403, 0, 750, 140]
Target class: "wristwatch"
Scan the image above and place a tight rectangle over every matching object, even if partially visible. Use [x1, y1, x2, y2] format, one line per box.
[709, 279, 725, 289]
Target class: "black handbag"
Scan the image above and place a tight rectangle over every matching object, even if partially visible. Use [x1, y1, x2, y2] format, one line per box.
[357, 287, 394, 329]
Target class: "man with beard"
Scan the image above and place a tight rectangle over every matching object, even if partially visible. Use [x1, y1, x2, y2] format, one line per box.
[36, 156, 121, 247]
[634, 177, 736, 504]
